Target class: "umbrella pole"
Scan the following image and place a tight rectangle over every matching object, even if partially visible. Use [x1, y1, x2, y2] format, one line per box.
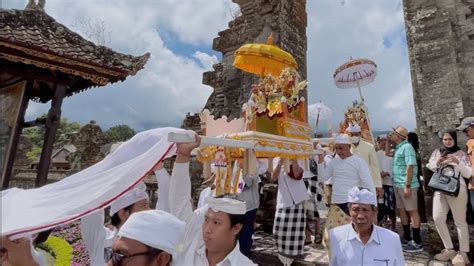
[356, 80, 365, 103]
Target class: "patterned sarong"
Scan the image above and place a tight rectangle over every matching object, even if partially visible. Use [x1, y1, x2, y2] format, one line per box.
[273, 202, 306, 257]
[322, 204, 352, 254]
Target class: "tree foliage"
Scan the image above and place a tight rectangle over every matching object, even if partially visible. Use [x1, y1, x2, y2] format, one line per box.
[104, 125, 136, 143]
[21, 114, 81, 162]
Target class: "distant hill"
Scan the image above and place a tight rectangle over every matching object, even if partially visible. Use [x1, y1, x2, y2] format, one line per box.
[313, 130, 390, 138]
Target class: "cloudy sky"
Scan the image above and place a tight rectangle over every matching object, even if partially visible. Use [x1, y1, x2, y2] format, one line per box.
[4, 0, 416, 132]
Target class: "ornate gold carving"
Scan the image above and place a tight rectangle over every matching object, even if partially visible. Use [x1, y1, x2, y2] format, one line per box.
[279, 119, 312, 141]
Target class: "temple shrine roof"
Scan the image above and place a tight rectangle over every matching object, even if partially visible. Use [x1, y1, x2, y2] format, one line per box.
[0, 6, 150, 98]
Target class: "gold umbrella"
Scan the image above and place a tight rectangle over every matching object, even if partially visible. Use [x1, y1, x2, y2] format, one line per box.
[233, 34, 298, 77]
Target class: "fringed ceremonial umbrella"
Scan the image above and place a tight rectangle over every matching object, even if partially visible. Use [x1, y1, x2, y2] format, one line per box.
[333, 57, 377, 102]
[308, 101, 333, 128]
[233, 34, 298, 77]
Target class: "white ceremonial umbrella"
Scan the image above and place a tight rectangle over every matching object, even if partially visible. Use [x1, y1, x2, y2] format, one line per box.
[308, 101, 333, 128]
[333, 57, 377, 102]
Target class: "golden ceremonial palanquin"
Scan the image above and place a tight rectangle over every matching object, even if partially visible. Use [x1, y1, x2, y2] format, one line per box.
[196, 36, 315, 196]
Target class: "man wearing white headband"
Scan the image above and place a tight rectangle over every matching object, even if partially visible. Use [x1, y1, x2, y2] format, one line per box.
[105, 210, 185, 266]
[317, 134, 375, 252]
[81, 182, 150, 265]
[329, 187, 404, 266]
[168, 134, 256, 265]
[347, 123, 383, 199]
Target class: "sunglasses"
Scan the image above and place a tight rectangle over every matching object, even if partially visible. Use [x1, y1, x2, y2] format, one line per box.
[104, 247, 161, 266]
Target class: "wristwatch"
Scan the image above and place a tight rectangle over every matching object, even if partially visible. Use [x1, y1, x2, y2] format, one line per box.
[405, 184, 411, 188]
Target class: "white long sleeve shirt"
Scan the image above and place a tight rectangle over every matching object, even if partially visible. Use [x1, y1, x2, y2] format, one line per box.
[329, 224, 405, 266]
[274, 159, 309, 209]
[169, 162, 256, 266]
[377, 150, 393, 186]
[80, 210, 117, 266]
[351, 141, 383, 188]
[318, 154, 375, 204]
[155, 168, 171, 212]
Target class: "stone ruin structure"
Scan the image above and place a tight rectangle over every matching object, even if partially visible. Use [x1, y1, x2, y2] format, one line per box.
[70, 120, 106, 171]
[182, 0, 307, 129]
[403, 0, 474, 165]
[181, 0, 308, 231]
[11, 121, 106, 188]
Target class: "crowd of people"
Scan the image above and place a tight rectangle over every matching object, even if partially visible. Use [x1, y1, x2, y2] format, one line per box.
[1, 117, 473, 266]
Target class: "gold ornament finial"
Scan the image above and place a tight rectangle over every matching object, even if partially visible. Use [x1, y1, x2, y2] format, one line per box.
[267, 33, 273, 45]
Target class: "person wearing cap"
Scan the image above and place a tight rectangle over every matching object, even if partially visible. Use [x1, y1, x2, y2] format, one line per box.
[81, 182, 150, 266]
[457, 116, 474, 140]
[105, 210, 186, 266]
[329, 186, 405, 266]
[317, 134, 375, 254]
[168, 134, 256, 265]
[457, 117, 474, 211]
[389, 126, 422, 252]
[347, 123, 383, 199]
[375, 134, 397, 231]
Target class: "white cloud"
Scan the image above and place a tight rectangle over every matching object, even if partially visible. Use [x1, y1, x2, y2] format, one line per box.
[3, 0, 232, 130]
[6, 0, 416, 132]
[307, 0, 416, 131]
[193, 51, 218, 69]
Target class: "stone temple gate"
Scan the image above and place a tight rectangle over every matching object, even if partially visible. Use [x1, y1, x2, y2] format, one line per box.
[183, 0, 473, 175]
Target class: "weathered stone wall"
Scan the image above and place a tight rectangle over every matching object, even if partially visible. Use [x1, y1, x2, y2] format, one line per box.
[183, 0, 307, 127]
[403, 0, 474, 164]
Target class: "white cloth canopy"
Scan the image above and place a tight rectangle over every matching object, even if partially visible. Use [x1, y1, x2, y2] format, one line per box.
[1, 127, 183, 239]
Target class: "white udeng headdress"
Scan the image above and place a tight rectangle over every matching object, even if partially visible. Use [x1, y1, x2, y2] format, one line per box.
[110, 182, 149, 215]
[206, 197, 246, 215]
[334, 134, 351, 145]
[348, 123, 361, 133]
[118, 210, 186, 255]
[348, 186, 377, 205]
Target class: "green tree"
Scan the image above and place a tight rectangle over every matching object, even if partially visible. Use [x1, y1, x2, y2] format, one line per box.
[104, 124, 136, 143]
[22, 114, 82, 162]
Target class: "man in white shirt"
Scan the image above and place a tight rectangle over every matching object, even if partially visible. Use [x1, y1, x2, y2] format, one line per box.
[106, 210, 186, 266]
[347, 123, 383, 199]
[168, 134, 256, 266]
[329, 186, 405, 266]
[271, 158, 309, 265]
[81, 182, 150, 266]
[318, 134, 375, 252]
[376, 135, 396, 230]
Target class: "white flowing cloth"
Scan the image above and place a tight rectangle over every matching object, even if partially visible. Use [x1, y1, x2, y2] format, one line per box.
[1, 127, 183, 239]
